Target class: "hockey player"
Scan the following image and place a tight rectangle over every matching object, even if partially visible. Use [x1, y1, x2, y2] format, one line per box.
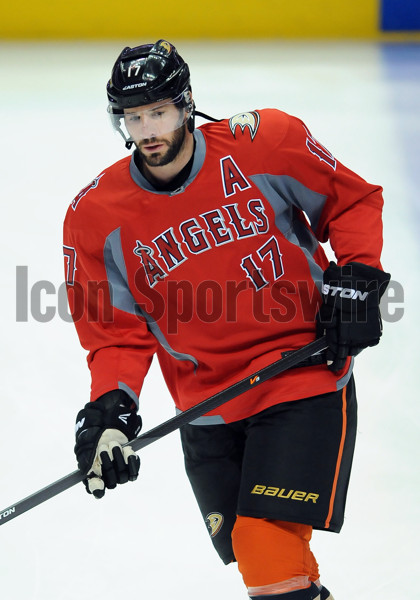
[65, 40, 390, 600]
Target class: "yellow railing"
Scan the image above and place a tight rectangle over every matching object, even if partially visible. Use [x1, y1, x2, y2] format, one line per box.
[1, 0, 419, 39]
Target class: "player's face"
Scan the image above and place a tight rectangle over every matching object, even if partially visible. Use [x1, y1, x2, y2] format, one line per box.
[124, 100, 188, 167]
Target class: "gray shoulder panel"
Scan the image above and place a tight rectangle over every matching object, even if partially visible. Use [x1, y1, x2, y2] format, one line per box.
[250, 174, 327, 235]
[250, 173, 327, 292]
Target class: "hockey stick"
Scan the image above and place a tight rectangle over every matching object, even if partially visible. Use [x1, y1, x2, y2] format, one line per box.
[0, 336, 327, 526]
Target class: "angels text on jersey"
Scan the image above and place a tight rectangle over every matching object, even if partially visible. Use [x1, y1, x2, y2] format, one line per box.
[132, 155, 284, 292]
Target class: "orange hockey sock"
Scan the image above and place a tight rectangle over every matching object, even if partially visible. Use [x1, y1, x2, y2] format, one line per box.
[231, 516, 320, 593]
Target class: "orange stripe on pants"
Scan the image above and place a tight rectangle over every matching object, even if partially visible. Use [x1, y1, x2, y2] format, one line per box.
[324, 385, 347, 529]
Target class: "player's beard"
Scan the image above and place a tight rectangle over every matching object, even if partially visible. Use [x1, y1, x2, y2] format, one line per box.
[136, 125, 186, 168]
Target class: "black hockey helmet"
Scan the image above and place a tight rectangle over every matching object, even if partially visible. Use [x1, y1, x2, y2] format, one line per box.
[107, 40, 195, 147]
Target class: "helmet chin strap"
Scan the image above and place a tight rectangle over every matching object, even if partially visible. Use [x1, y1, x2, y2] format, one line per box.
[188, 105, 221, 133]
[195, 109, 222, 124]
[194, 110, 223, 123]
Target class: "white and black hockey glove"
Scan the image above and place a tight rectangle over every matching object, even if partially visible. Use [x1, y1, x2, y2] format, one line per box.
[316, 261, 391, 372]
[74, 389, 142, 499]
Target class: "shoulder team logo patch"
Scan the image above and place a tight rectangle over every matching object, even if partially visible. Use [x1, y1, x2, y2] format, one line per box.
[229, 111, 260, 141]
[206, 512, 224, 537]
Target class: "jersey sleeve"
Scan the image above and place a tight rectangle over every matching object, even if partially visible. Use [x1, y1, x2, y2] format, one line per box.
[276, 113, 385, 269]
[63, 206, 158, 405]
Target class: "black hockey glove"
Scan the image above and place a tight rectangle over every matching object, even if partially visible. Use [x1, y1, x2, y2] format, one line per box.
[316, 261, 391, 372]
[74, 389, 142, 499]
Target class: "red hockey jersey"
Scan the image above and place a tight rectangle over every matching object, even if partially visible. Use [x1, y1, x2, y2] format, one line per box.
[63, 109, 385, 424]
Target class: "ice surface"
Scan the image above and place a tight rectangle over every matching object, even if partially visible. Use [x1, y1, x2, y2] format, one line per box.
[0, 40, 418, 600]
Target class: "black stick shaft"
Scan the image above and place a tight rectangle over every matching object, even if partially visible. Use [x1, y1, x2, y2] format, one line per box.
[0, 337, 327, 526]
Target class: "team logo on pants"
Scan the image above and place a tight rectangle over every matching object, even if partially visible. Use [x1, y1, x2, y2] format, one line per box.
[206, 512, 224, 537]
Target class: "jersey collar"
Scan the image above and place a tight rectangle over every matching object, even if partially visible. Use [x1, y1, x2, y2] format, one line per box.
[129, 129, 206, 196]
